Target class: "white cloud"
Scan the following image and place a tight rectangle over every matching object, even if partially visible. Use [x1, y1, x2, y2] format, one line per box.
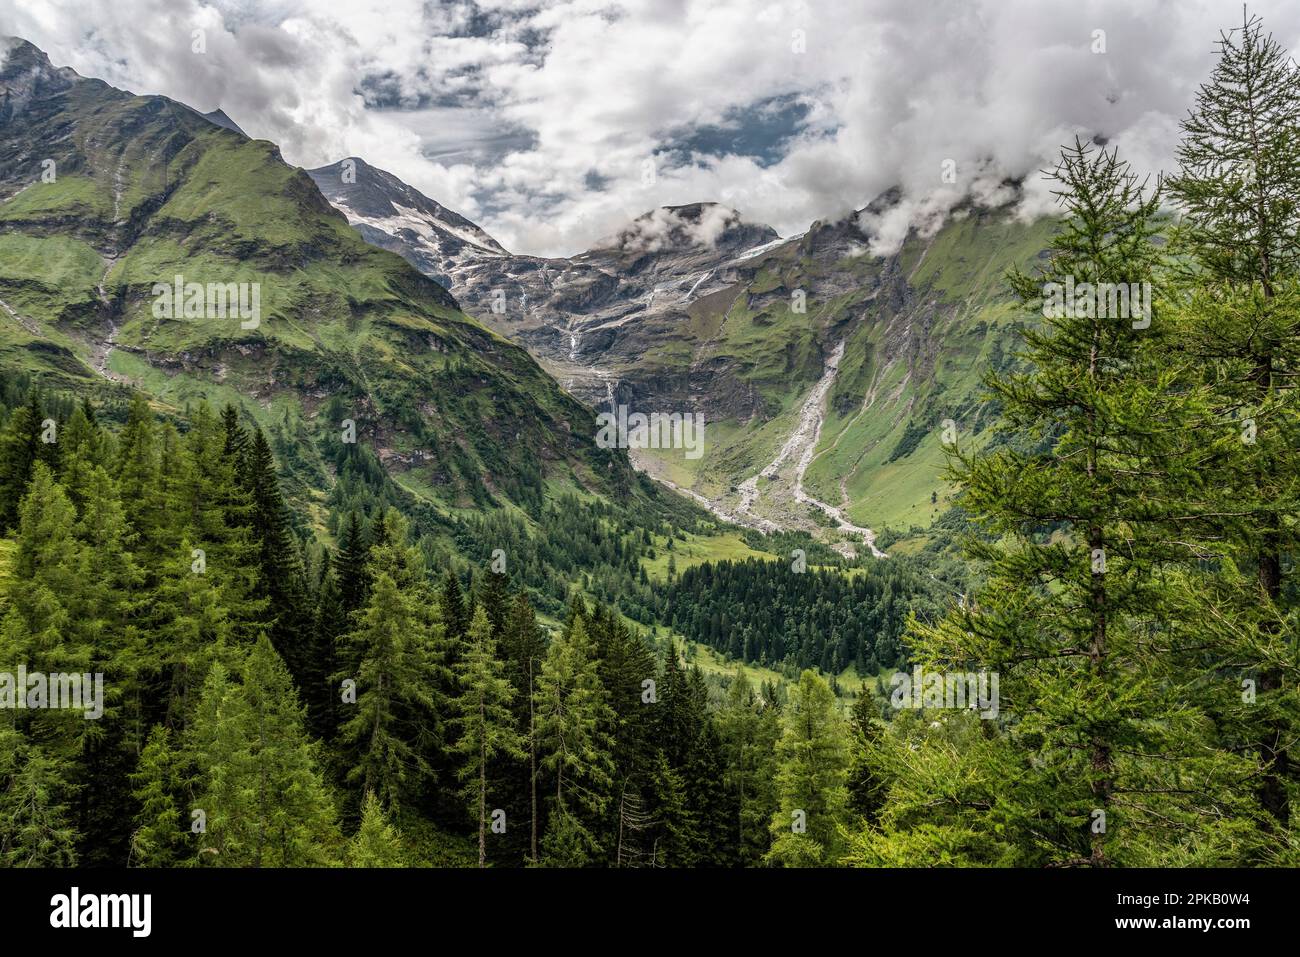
[3, 0, 1299, 256]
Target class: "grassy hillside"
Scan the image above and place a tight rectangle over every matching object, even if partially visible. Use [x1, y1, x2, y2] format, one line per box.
[0, 39, 664, 521]
[632, 207, 1057, 545]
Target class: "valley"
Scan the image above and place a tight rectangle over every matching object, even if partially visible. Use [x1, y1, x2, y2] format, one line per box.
[3, 0, 1295, 876]
[310, 156, 1057, 554]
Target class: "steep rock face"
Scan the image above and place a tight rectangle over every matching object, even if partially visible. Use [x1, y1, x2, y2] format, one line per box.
[307, 157, 508, 291]
[0, 37, 658, 515]
[0, 37, 77, 125]
[312, 155, 1056, 544]
[197, 108, 245, 136]
[308, 158, 788, 415]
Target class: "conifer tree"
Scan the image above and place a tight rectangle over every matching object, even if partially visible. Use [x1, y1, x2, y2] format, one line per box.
[307, 554, 345, 740]
[1166, 10, 1300, 830]
[188, 640, 339, 867]
[243, 428, 311, 686]
[335, 511, 370, 617]
[129, 726, 185, 867]
[477, 567, 511, 638]
[334, 511, 447, 814]
[0, 733, 79, 867]
[116, 394, 169, 564]
[346, 791, 406, 867]
[219, 404, 250, 477]
[717, 671, 780, 865]
[535, 614, 614, 865]
[56, 402, 110, 516]
[452, 606, 524, 866]
[499, 590, 547, 863]
[0, 391, 55, 532]
[766, 670, 850, 867]
[858, 139, 1268, 866]
[439, 570, 469, 647]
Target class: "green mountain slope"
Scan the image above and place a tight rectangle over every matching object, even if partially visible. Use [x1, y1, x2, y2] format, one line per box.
[306, 154, 1056, 555]
[624, 203, 1058, 550]
[0, 37, 659, 517]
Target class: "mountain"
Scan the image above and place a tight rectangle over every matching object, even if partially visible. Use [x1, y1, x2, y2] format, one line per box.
[314, 157, 1056, 554]
[308, 164, 783, 404]
[198, 108, 246, 136]
[307, 157, 509, 291]
[0, 37, 669, 518]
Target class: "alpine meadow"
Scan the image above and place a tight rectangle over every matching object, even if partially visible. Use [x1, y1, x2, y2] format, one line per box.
[0, 0, 1297, 920]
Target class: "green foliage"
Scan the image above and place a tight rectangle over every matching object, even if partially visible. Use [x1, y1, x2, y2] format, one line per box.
[347, 791, 406, 867]
[535, 614, 615, 865]
[766, 670, 851, 866]
[334, 509, 448, 815]
[452, 606, 524, 866]
[666, 556, 929, 673]
[187, 639, 340, 867]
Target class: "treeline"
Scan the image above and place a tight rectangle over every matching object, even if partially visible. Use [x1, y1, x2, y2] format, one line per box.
[0, 389, 870, 866]
[249, 391, 708, 626]
[666, 558, 929, 674]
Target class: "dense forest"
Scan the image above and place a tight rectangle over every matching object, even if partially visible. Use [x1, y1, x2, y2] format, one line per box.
[1, 11, 1298, 870]
[666, 557, 927, 674]
[0, 387, 872, 866]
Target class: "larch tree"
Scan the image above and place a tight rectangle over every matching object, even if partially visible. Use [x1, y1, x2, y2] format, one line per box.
[1166, 10, 1300, 833]
[452, 605, 523, 867]
[534, 614, 614, 866]
[765, 669, 850, 867]
[346, 790, 406, 867]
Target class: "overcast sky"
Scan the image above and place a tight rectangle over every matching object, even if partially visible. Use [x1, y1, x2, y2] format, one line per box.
[4, 0, 1299, 256]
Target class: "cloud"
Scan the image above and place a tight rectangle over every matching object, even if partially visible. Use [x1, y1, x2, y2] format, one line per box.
[3, 0, 1299, 256]
[598, 203, 747, 254]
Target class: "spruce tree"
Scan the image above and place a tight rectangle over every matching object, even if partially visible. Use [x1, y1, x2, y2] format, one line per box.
[335, 511, 370, 617]
[0, 391, 55, 532]
[243, 429, 311, 687]
[439, 570, 469, 646]
[477, 567, 511, 639]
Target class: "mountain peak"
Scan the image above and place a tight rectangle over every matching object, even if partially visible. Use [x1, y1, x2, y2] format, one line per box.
[1, 37, 63, 82]
[599, 202, 778, 256]
[199, 108, 246, 137]
[1, 37, 78, 122]
[0, 36, 49, 69]
[307, 158, 509, 288]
